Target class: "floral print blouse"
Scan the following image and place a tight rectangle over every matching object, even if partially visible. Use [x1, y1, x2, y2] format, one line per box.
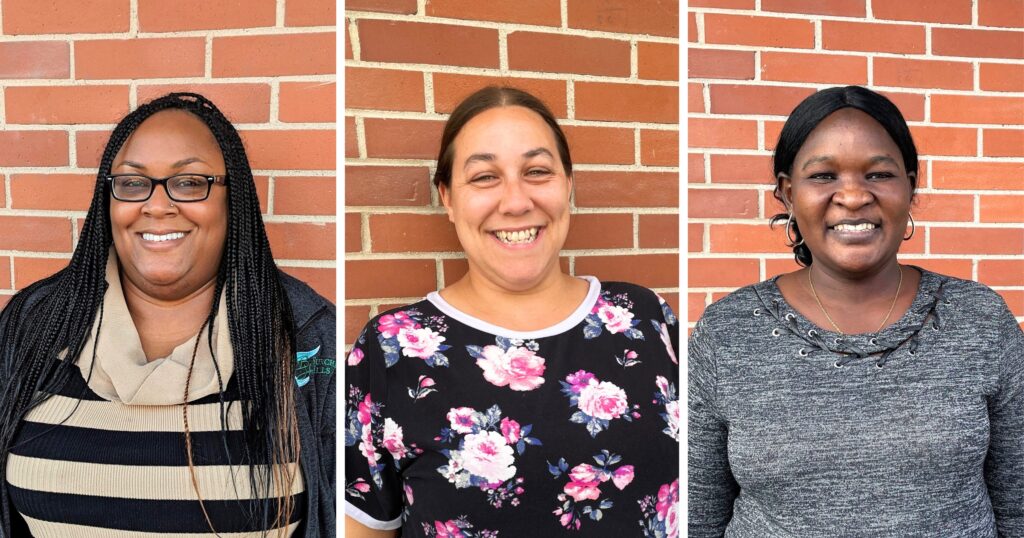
[344, 277, 679, 537]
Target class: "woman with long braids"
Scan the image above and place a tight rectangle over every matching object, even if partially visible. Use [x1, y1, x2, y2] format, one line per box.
[688, 86, 1023, 536]
[0, 93, 335, 537]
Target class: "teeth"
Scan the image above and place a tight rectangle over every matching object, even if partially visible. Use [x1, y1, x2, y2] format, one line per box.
[495, 227, 539, 245]
[142, 232, 186, 242]
[833, 223, 876, 232]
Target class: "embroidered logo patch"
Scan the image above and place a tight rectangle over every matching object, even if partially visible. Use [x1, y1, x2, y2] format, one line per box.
[294, 345, 334, 387]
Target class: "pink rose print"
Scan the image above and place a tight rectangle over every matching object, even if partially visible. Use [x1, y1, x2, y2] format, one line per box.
[345, 477, 372, 500]
[347, 347, 364, 366]
[435, 520, 465, 538]
[378, 311, 418, 338]
[597, 303, 634, 334]
[355, 481, 371, 493]
[561, 371, 638, 437]
[422, 517, 498, 538]
[500, 417, 521, 444]
[377, 308, 451, 367]
[382, 418, 407, 460]
[611, 465, 634, 490]
[404, 483, 414, 505]
[584, 291, 643, 340]
[568, 463, 599, 483]
[578, 381, 628, 421]
[475, 345, 546, 391]
[639, 479, 679, 538]
[654, 376, 680, 442]
[564, 479, 601, 502]
[565, 370, 596, 393]
[447, 407, 478, 434]
[657, 479, 679, 520]
[398, 326, 446, 359]
[461, 431, 516, 484]
[549, 450, 631, 530]
[659, 322, 678, 364]
[358, 423, 379, 466]
[357, 394, 373, 425]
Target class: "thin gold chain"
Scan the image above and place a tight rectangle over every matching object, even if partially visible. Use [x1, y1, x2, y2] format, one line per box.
[807, 266, 903, 335]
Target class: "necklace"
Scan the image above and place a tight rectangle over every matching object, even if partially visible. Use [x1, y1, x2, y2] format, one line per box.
[807, 266, 903, 335]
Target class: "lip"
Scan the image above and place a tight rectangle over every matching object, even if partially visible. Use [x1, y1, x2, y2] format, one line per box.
[490, 226, 544, 249]
[136, 230, 190, 250]
[826, 222, 881, 245]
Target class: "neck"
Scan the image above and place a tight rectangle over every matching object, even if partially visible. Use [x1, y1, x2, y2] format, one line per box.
[807, 260, 903, 305]
[121, 275, 218, 360]
[443, 266, 587, 331]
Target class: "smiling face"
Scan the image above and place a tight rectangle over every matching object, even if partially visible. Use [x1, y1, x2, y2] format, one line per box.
[439, 105, 572, 292]
[781, 108, 914, 276]
[109, 109, 228, 300]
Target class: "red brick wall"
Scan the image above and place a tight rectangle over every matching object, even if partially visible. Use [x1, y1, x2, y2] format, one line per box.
[687, 0, 1024, 329]
[345, 0, 681, 345]
[0, 0, 337, 308]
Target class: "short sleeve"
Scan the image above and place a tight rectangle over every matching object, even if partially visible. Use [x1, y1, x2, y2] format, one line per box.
[985, 310, 1024, 537]
[687, 319, 740, 537]
[343, 321, 404, 531]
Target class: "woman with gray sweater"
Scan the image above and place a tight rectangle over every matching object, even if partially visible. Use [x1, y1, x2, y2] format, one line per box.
[688, 86, 1023, 537]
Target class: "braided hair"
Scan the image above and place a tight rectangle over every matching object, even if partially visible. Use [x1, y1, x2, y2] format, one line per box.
[0, 93, 299, 535]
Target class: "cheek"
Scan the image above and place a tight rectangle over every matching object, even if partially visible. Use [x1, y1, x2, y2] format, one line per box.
[109, 201, 137, 235]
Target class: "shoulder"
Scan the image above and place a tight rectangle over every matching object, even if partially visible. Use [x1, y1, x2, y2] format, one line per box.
[278, 270, 335, 333]
[698, 280, 765, 327]
[600, 280, 676, 320]
[921, 268, 1019, 333]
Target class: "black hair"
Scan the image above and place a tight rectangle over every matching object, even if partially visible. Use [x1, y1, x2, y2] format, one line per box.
[432, 86, 573, 189]
[769, 86, 919, 266]
[0, 93, 298, 535]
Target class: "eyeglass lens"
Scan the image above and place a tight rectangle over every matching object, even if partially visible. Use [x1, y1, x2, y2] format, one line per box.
[112, 175, 211, 202]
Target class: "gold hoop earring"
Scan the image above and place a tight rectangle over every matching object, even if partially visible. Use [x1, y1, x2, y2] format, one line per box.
[903, 213, 915, 241]
[785, 215, 804, 247]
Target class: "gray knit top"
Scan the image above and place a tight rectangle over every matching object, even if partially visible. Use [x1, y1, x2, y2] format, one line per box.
[688, 268, 1024, 537]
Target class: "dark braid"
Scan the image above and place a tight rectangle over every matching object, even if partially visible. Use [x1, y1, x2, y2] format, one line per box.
[0, 93, 299, 536]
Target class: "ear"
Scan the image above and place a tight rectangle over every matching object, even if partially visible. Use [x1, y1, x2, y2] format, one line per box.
[777, 173, 793, 209]
[438, 182, 455, 223]
[567, 173, 574, 202]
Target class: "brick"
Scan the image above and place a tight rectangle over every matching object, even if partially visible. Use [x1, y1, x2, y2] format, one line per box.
[281, 267, 334, 303]
[427, 0, 560, 26]
[431, 74, 568, 117]
[574, 254, 677, 289]
[979, 259, 1024, 285]
[689, 293, 708, 322]
[710, 154, 773, 184]
[762, 0, 865, 16]
[903, 258, 974, 280]
[346, 68, 424, 112]
[932, 28, 1024, 60]
[567, 0, 678, 37]
[687, 83, 703, 114]
[765, 121, 785, 150]
[10, 174, 95, 211]
[2, 0, 127, 34]
[0, 257, 9, 289]
[75, 130, 111, 169]
[984, 129, 1024, 157]
[346, 259, 437, 299]
[265, 222, 335, 259]
[689, 258, 760, 287]
[253, 176, 271, 214]
[138, 84, 271, 124]
[709, 224, 790, 253]
[563, 125, 634, 165]
[0, 296, 10, 309]
[575, 82, 678, 124]
[639, 214, 679, 249]
[760, 52, 867, 85]
[980, 195, 1024, 223]
[0, 42, 69, 79]
[6, 86, 128, 125]
[689, 153, 706, 183]
[909, 126, 977, 157]
[880, 91, 925, 122]
[937, 160, 1024, 189]
[279, 82, 336, 123]
[563, 213, 634, 250]
[931, 227, 1024, 254]
[574, 171, 678, 208]
[345, 18, 353, 60]
[139, 0, 275, 31]
[874, 58, 973, 91]
[931, 95, 1024, 124]
[345, 166, 431, 207]
[762, 191, 787, 217]
[345, 305, 372, 346]
[822, 21, 925, 54]
[273, 176, 336, 215]
[998, 290, 1024, 317]
[442, 258, 469, 286]
[0, 217, 71, 251]
[688, 13, 698, 43]
[911, 193, 974, 222]
[0, 131, 68, 167]
[689, 119, 758, 149]
[509, 32, 630, 77]
[363, 119, 445, 159]
[345, 117, 359, 159]
[872, 0, 972, 24]
[688, 49, 755, 80]
[980, 0, 1024, 28]
[688, 223, 703, 252]
[705, 14, 814, 49]
[640, 130, 678, 167]
[689, 189, 759, 218]
[359, 20, 498, 68]
[347, 0, 416, 13]
[980, 63, 1024, 92]
[369, 213, 460, 253]
[0, 176, 5, 207]
[765, 258, 803, 278]
[76, 39, 204, 79]
[13, 257, 68, 288]
[345, 212, 361, 253]
[710, 85, 815, 116]
[286, 0, 336, 26]
[638, 42, 678, 81]
[689, 0, 754, 7]
[240, 130, 335, 170]
[213, 33, 334, 77]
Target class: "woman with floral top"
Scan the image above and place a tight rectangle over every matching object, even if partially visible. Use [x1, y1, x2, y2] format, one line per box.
[344, 87, 680, 537]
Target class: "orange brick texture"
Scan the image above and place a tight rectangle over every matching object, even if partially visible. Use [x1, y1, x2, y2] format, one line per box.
[0, 0, 337, 309]
[687, 0, 1024, 329]
[345, 0, 681, 345]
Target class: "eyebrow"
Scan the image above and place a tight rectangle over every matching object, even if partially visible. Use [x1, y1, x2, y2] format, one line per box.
[800, 154, 899, 170]
[114, 157, 209, 170]
[462, 148, 555, 171]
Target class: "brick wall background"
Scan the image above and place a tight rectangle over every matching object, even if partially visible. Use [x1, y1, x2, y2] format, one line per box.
[344, 0, 681, 346]
[687, 0, 1024, 330]
[0, 0, 337, 309]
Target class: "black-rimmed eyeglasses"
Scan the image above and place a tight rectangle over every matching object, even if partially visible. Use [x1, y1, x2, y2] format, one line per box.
[105, 174, 228, 202]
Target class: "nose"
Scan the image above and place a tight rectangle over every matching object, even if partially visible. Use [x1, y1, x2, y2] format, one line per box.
[142, 182, 179, 216]
[498, 178, 534, 216]
[832, 175, 874, 210]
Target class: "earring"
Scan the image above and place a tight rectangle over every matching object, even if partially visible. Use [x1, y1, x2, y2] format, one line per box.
[785, 214, 805, 247]
[903, 213, 915, 241]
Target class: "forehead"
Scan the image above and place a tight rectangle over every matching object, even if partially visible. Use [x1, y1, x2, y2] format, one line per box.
[115, 109, 222, 162]
[797, 108, 901, 159]
[453, 106, 558, 156]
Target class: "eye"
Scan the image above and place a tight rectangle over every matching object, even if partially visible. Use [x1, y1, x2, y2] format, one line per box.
[469, 173, 498, 183]
[867, 171, 896, 180]
[525, 168, 552, 178]
[807, 172, 836, 181]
